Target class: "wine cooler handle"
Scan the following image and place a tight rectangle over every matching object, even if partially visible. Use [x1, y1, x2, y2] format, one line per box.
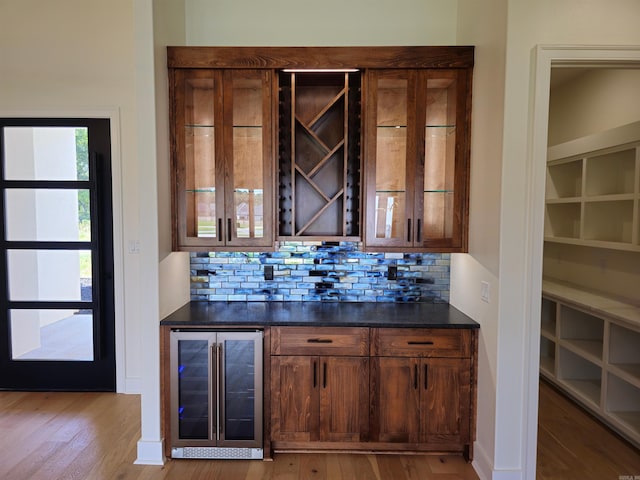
[217, 343, 223, 437]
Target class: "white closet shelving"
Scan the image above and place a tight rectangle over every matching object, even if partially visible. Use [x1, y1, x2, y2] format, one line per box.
[540, 279, 640, 448]
[545, 121, 640, 252]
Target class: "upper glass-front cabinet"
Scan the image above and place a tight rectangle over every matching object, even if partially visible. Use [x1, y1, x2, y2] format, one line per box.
[171, 69, 273, 250]
[365, 69, 470, 252]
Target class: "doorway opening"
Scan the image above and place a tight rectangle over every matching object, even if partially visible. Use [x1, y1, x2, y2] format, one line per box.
[0, 118, 116, 391]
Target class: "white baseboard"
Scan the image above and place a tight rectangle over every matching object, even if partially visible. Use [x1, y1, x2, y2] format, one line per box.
[472, 441, 493, 480]
[472, 442, 524, 480]
[134, 439, 165, 465]
[124, 377, 142, 394]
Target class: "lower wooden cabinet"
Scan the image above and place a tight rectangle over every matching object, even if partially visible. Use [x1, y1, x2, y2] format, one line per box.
[269, 326, 478, 460]
[371, 357, 471, 445]
[271, 355, 370, 443]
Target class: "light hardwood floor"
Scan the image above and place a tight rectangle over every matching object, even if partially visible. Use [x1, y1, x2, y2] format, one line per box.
[0, 381, 638, 480]
[0, 390, 478, 480]
[537, 379, 640, 480]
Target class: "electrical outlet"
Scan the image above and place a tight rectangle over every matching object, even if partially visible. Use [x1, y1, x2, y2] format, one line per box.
[387, 265, 397, 280]
[264, 265, 274, 280]
[480, 281, 490, 303]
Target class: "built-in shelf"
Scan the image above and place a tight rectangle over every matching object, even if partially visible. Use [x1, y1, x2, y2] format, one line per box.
[545, 121, 640, 252]
[540, 279, 640, 448]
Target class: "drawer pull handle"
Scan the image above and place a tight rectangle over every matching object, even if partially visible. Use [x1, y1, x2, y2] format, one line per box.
[307, 338, 333, 343]
[407, 341, 434, 346]
[413, 364, 418, 390]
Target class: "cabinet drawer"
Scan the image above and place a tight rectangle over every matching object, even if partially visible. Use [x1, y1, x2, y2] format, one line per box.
[271, 327, 369, 356]
[371, 328, 471, 358]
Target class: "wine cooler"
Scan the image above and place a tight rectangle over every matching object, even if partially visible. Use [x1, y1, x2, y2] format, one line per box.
[169, 330, 263, 459]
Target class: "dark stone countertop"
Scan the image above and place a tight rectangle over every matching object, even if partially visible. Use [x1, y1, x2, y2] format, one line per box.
[161, 301, 479, 329]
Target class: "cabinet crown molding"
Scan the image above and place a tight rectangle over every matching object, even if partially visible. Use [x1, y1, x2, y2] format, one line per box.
[167, 46, 475, 70]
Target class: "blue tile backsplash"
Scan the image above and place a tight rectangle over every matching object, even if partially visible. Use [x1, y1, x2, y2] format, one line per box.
[190, 241, 450, 303]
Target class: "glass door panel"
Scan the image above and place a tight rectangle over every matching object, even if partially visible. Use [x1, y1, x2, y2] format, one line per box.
[219, 331, 262, 447]
[7, 249, 91, 302]
[374, 76, 409, 242]
[423, 76, 457, 241]
[230, 73, 265, 242]
[170, 333, 214, 444]
[10, 309, 93, 361]
[5, 188, 91, 241]
[180, 72, 221, 242]
[3, 127, 89, 181]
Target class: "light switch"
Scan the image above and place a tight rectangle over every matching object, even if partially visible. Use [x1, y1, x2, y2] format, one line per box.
[480, 281, 490, 303]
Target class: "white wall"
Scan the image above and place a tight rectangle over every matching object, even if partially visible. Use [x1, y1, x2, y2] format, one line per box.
[454, 0, 507, 477]
[548, 69, 640, 146]
[185, 0, 457, 45]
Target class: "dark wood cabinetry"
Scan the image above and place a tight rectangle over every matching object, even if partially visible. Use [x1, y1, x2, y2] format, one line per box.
[169, 67, 274, 250]
[364, 69, 471, 251]
[168, 46, 473, 252]
[269, 325, 477, 459]
[270, 327, 370, 444]
[278, 71, 361, 240]
[369, 328, 473, 452]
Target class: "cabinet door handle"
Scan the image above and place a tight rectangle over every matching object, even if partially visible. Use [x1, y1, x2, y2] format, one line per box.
[307, 338, 333, 344]
[313, 361, 317, 388]
[424, 364, 428, 390]
[413, 364, 418, 390]
[407, 341, 434, 346]
[416, 219, 422, 243]
[323, 362, 327, 389]
[227, 218, 232, 242]
[407, 219, 412, 242]
[217, 218, 223, 242]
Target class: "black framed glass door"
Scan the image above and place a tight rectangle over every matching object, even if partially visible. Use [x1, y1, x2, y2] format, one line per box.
[0, 118, 115, 391]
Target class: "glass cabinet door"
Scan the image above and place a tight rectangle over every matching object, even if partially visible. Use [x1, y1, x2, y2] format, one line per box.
[365, 69, 469, 251]
[419, 71, 463, 249]
[366, 70, 416, 248]
[174, 69, 224, 247]
[172, 69, 272, 249]
[224, 70, 272, 247]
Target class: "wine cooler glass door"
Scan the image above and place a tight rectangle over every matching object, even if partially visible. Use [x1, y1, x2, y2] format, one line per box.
[217, 331, 263, 448]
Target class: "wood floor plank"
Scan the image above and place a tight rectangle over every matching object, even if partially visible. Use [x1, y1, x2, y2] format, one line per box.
[0, 382, 636, 479]
[537, 379, 640, 480]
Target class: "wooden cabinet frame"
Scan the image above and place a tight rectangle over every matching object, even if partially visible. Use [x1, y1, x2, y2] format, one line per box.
[168, 46, 473, 252]
[268, 325, 478, 461]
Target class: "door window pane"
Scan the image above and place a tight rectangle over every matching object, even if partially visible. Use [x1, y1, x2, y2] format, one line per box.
[5, 189, 90, 241]
[10, 309, 93, 361]
[7, 249, 91, 302]
[3, 127, 89, 181]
